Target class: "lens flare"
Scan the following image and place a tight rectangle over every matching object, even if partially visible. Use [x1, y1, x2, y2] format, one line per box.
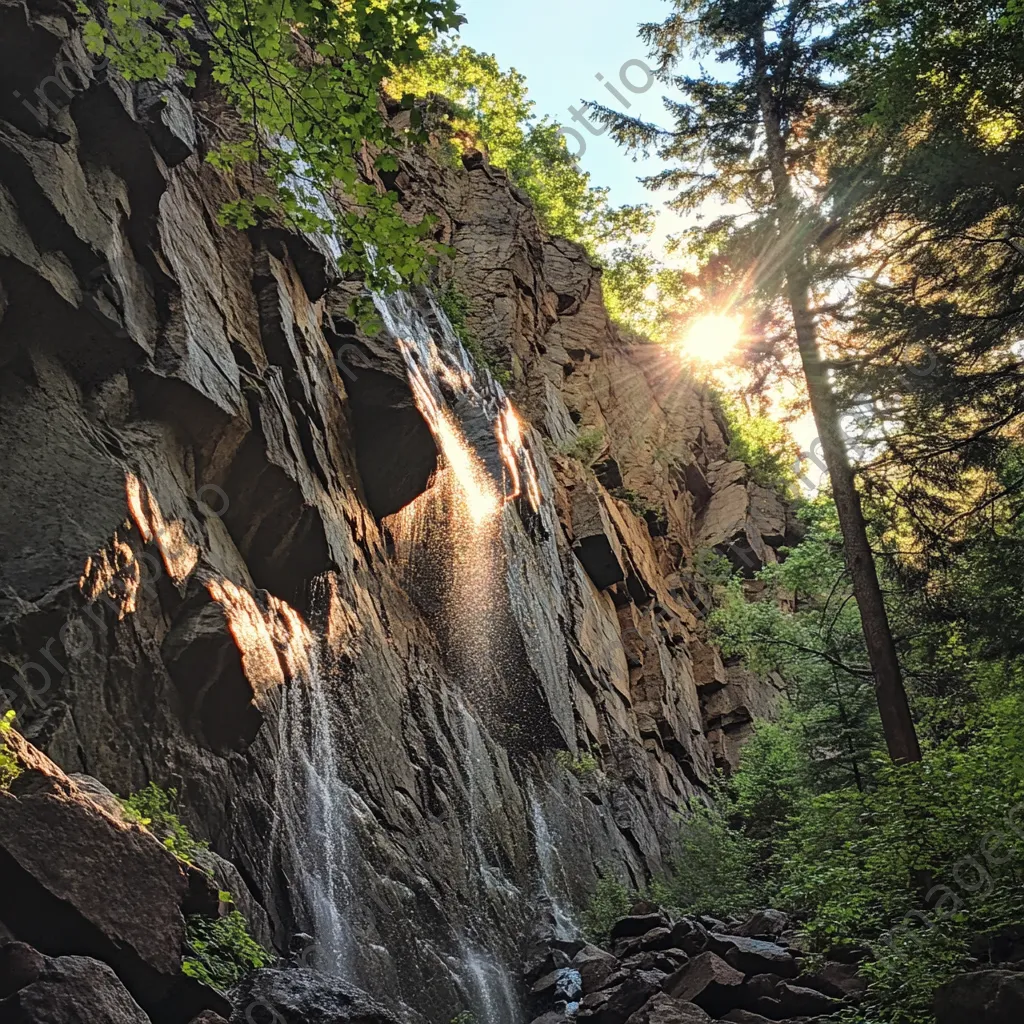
[679, 313, 743, 364]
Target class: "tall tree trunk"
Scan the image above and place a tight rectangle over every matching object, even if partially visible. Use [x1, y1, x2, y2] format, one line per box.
[755, 66, 922, 765]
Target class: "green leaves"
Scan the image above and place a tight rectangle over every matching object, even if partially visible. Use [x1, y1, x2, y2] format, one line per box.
[119, 782, 209, 867]
[0, 710, 21, 792]
[82, 0, 462, 295]
[182, 906, 272, 991]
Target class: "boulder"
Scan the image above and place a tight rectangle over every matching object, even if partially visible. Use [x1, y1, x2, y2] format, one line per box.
[661, 951, 745, 1017]
[572, 945, 621, 992]
[230, 970, 402, 1024]
[799, 961, 866, 1000]
[640, 928, 675, 952]
[720, 1012, 776, 1024]
[578, 970, 660, 1024]
[610, 914, 670, 942]
[734, 910, 789, 941]
[935, 970, 1024, 1024]
[709, 934, 797, 978]
[190, 1015, 230, 1024]
[758, 982, 841, 1018]
[625, 992, 712, 1023]
[0, 943, 150, 1023]
[0, 732, 227, 1024]
[668, 919, 709, 956]
[741, 974, 779, 1002]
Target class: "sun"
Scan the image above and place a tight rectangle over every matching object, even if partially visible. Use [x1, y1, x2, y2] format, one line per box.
[678, 313, 744, 364]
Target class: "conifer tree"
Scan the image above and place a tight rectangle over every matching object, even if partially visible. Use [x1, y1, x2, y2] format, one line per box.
[590, 0, 922, 763]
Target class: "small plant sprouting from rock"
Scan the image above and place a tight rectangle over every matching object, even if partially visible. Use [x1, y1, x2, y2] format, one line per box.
[562, 427, 605, 466]
[437, 284, 512, 386]
[555, 749, 600, 778]
[581, 875, 633, 942]
[120, 782, 209, 866]
[450, 1013, 477, 1024]
[0, 710, 21, 791]
[182, 895, 273, 992]
[693, 548, 735, 589]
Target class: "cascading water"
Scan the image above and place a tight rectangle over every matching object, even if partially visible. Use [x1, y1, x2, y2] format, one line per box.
[462, 945, 524, 1024]
[375, 288, 541, 1023]
[528, 785, 580, 940]
[267, 603, 358, 981]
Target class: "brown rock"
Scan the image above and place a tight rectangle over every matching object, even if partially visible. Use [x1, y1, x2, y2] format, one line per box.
[625, 992, 711, 1023]
[571, 483, 627, 589]
[661, 951, 745, 1017]
[0, 731, 228, 1023]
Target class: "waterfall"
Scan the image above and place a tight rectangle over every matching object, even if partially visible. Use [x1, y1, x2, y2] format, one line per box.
[268, 605, 358, 980]
[528, 785, 580, 940]
[462, 945, 523, 1024]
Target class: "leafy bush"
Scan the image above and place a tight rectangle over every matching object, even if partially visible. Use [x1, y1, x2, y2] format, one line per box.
[82, 0, 461, 308]
[652, 803, 764, 919]
[0, 710, 21, 791]
[120, 783, 208, 866]
[562, 427, 605, 466]
[715, 397, 801, 494]
[555, 749, 600, 778]
[693, 548, 735, 588]
[182, 900, 273, 992]
[582, 875, 634, 941]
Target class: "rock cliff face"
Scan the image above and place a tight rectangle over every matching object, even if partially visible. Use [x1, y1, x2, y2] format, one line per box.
[0, 4, 793, 1020]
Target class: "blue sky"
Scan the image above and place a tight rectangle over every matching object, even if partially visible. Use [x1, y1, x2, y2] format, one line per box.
[455, 0, 677, 214]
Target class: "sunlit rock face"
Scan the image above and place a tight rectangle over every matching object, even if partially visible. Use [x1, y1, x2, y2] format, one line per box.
[0, 3, 791, 1020]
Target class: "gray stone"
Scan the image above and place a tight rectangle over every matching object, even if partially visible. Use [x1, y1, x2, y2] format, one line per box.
[709, 934, 797, 977]
[625, 992, 712, 1023]
[935, 970, 1024, 1024]
[230, 970, 402, 1024]
[0, 945, 150, 1024]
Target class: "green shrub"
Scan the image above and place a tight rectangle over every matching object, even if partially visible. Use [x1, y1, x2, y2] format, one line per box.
[582, 875, 634, 941]
[555, 749, 600, 778]
[714, 396, 801, 495]
[654, 803, 764, 918]
[182, 900, 273, 992]
[120, 783, 208, 866]
[562, 427, 605, 466]
[0, 710, 21, 791]
[693, 548, 735, 588]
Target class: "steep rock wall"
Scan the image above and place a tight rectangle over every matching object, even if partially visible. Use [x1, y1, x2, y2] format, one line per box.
[0, 5, 791, 1020]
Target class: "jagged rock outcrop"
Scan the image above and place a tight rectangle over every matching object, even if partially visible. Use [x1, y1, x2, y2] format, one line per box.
[0, 3, 793, 1020]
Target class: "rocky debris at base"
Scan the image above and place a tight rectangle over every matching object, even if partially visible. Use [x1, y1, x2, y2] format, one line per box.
[525, 905, 854, 1024]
